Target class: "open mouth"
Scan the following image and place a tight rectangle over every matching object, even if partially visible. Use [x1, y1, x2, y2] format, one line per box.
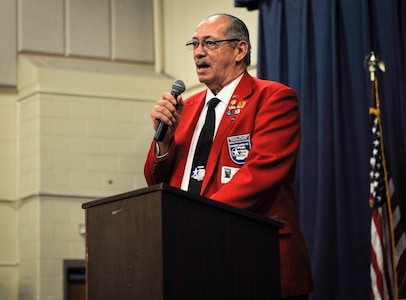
[196, 62, 210, 70]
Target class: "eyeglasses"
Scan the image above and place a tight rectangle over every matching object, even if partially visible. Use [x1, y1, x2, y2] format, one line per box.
[185, 39, 240, 50]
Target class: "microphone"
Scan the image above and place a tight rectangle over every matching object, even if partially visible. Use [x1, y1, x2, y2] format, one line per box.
[154, 80, 186, 142]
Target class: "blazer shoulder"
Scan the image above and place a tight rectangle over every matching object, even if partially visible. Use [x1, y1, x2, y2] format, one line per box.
[252, 76, 296, 93]
[237, 72, 297, 99]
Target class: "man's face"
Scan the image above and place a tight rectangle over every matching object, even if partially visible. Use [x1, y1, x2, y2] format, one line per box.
[191, 16, 243, 93]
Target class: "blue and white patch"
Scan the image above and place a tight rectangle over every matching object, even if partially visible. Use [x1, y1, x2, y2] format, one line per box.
[227, 134, 251, 164]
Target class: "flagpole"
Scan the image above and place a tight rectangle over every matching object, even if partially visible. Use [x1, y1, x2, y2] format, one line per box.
[365, 51, 399, 299]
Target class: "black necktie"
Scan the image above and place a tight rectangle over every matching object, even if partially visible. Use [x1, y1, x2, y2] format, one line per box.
[188, 98, 221, 195]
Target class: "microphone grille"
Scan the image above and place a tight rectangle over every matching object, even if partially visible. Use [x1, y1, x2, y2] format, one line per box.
[172, 80, 186, 94]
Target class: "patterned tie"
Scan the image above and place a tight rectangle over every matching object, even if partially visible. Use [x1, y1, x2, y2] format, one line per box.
[188, 98, 221, 195]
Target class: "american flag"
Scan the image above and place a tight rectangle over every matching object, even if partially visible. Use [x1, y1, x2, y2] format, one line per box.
[370, 108, 406, 299]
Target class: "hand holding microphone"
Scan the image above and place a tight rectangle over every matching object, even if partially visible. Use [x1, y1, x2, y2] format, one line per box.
[153, 80, 186, 142]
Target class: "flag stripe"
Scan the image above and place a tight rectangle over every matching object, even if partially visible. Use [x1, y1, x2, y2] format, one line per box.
[371, 209, 385, 299]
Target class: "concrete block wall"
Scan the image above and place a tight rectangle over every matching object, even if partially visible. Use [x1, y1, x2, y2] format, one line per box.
[0, 55, 175, 300]
[0, 201, 18, 298]
[0, 94, 17, 199]
[0, 93, 19, 299]
[18, 196, 86, 300]
[17, 55, 170, 199]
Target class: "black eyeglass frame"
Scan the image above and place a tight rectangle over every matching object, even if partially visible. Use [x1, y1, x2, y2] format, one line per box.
[185, 38, 241, 50]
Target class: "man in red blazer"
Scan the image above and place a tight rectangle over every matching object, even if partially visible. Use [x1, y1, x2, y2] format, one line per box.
[144, 13, 313, 299]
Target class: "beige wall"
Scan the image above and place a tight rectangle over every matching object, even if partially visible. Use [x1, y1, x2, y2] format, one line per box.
[0, 1, 258, 299]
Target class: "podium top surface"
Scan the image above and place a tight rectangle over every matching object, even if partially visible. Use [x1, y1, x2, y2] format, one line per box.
[82, 183, 283, 228]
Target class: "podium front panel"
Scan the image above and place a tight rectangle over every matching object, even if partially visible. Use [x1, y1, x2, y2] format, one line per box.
[85, 192, 164, 300]
[161, 191, 280, 299]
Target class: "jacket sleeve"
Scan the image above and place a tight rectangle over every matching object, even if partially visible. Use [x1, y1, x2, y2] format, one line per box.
[143, 140, 177, 186]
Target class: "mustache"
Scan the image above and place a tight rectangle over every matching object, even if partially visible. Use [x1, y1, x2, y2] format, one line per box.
[195, 59, 210, 68]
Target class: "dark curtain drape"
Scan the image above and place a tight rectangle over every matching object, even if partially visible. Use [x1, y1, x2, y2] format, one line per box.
[235, 0, 406, 299]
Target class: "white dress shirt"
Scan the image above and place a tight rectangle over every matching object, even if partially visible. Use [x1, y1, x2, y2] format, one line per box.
[180, 74, 244, 191]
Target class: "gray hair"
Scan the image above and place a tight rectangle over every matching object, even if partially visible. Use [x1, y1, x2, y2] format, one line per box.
[210, 13, 252, 66]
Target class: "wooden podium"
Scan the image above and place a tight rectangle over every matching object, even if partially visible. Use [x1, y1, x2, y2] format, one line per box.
[82, 184, 282, 299]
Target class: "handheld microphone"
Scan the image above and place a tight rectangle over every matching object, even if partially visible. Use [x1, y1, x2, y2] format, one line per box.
[154, 80, 186, 142]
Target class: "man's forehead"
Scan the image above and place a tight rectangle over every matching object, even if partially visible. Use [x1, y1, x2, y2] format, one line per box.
[197, 15, 221, 26]
[193, 16, 227, 38]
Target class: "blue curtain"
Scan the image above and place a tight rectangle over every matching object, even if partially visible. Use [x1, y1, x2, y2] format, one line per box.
[235, 0, 406, 299]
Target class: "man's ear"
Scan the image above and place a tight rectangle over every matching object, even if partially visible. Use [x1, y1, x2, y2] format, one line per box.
[235, 40, 249, 64]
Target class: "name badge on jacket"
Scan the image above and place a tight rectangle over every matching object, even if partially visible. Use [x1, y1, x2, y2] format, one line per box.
[227, 134, 251, 164]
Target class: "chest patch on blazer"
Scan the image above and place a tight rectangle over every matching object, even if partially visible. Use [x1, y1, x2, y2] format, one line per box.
[227, 134, 251, 164]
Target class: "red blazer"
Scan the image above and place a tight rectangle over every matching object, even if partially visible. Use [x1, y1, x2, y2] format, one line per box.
[144, 72, 313, 297]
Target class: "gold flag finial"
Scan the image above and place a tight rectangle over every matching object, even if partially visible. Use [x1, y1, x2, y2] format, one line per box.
[364, 51, 386, 82]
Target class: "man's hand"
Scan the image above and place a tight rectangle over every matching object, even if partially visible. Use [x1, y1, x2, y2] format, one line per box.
[151, 92, 184, 154]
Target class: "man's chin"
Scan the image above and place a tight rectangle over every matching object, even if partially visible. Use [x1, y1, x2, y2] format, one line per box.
[196, 74, 209, 84]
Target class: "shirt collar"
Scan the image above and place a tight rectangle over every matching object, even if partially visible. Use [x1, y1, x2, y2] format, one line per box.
[205, 73, 244, 105]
